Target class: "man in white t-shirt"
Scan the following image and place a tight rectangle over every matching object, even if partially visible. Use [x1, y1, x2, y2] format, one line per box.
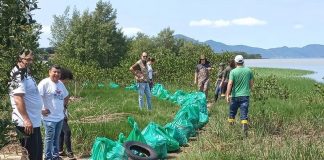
[38, 65, 69, 160]
[9, 49, 43, 160]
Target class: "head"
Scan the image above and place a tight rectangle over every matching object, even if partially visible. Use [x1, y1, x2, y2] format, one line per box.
[148, 57, 155, 64]
[60, 68, 73, 84]
[228, 59, 236, 68]
[49, 65, 61, 83]
[199, 55, 207, 64]
[141, 52, 148, 62]
[18, 49, 34, 68]
[219, 62, 225, 69]
[234, 55, 244, 66]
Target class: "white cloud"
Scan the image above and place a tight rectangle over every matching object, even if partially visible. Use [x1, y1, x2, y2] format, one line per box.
[122, 27, 143, 37]
[41, 25, 51, 35]
[231, 17, 267, 26]
[189, 17, 267, 28]
[293, 24, 304, 29]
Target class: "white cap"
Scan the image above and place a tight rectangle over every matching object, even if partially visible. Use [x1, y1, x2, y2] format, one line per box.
[234, 55, 244, 64]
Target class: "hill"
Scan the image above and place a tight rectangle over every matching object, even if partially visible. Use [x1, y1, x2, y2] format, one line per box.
[174, 34, 324, 58]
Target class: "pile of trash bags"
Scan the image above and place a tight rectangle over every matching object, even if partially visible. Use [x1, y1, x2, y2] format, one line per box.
[90, 83, 208, 160]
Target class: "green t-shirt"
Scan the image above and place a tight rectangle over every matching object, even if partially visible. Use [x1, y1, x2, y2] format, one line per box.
[229, 66, 253, 97]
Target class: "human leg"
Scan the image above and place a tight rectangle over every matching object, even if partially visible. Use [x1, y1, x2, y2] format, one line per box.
[239, 96, 250, 121]
[144, 83, 152, 110]
[44, 121, 56, 159]
[16, 126, 43, 160]
[228, 97, 239, 124]
[53, 120, 63, 159]
[63, 120, 73, 154]
[137, 83, 145, 109]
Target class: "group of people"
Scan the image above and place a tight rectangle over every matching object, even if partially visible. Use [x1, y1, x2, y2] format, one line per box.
[194, 54, 254, 130]
[9, 50, 76, 160]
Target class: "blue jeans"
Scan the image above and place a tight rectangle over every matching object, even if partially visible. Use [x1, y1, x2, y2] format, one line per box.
[214, 80, 222, 96]
[44, 120, 63, 160]
[229, 96, 250, 120]
[137, 82, 152, 110]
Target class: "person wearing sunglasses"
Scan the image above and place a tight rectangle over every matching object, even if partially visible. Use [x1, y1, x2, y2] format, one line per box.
[9, 49, 43, 160]
[129, 52, 152, 110]
[194, 55, 213, 100]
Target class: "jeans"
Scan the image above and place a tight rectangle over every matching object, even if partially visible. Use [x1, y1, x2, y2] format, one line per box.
[16, 126, 43, 160]
[229, 96, 250, 120]
[137, 82, 152, 110]
[44, 120, 63, 160]
[215, 80, 222, 97]
[59, 119, 73, 154]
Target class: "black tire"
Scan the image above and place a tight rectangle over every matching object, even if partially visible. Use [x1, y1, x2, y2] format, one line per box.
[124, 141, 158, 160]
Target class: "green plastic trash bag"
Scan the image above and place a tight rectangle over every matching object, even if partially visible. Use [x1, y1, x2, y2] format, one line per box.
[176, 103, 200, 129]
[151, 83, 170, 100]
[90, 137, 127, 160]
[98, 83, 105, 88]
[126, 117, 146, 144]
[198, 112, 209, 128]
[169, 90, 187, 104]
[172, 111, 195, 138]
[142, 122, 180, 152]
[118, 133, 126, 144]
[141, 123, 168, 159]
[109, 82, 119, 88]
[164, 122, 188, 146]
[125, 83, 138, 91]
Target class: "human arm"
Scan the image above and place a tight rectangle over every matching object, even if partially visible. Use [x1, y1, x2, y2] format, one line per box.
[13, 93, 33, 135]
[130, 62, 144, 80]
[226, 80, 233, 103]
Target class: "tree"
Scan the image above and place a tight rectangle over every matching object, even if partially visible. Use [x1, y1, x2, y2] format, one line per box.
[0, 0, 42, 148]
[52, 0, 128, 70]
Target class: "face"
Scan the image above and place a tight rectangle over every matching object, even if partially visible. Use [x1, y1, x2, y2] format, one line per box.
[49, 67, 61, 82]
[200, 58, 206, 64]
[21, 54, 34, 68]
[141, 52, 148, 61]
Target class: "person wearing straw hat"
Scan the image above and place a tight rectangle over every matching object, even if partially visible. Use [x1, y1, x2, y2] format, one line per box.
[226, 55, 254, 133]
[194, 54, 213, 100]
[9, 49, 43, 160]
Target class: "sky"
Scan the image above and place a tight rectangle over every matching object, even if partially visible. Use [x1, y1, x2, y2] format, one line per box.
[33, 0, 324, 49]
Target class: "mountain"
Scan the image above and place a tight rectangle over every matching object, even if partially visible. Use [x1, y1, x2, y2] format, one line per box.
[174, 34, 324, 58]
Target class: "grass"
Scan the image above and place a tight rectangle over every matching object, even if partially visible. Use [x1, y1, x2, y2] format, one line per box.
[66, 68, 324, 159]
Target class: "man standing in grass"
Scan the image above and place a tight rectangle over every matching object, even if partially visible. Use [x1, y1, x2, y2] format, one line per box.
[130, 52, 152, 110]
[194, 55, 213, 100]
[226, 55, 254, 133]
[9, 49, 43, 160]
[38, 65, 69, 160]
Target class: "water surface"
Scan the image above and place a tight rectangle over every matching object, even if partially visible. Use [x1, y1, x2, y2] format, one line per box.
[245, 58, 324, 82]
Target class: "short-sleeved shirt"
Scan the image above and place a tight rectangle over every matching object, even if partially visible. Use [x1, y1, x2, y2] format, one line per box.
[9, 66, 43, 127]
[196, 63, 211, 83]
[135, 60, 149, 82]
[38, 77, 68, 122]
[229, 66, 253, 97]
[223, 66, 233, 82]
[147, 63, 153, 80]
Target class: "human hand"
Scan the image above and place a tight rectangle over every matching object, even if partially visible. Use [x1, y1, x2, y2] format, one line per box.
[226, 96, 230, 103]
[23, 118, 33, 135]
[42, 108, 50, 116]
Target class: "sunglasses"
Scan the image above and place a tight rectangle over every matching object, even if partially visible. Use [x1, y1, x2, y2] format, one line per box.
[142, 56, 148, 58]
[23, 58, 34, 61]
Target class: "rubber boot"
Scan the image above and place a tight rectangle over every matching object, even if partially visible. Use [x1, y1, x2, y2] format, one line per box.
[241, 120, 248, 138]
[214, 94, 218, 102]
[228, 118, 235, 126]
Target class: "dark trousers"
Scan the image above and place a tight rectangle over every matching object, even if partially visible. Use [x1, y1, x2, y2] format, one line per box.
[16, 126, 43, 160]
[59, 119, 73, 153]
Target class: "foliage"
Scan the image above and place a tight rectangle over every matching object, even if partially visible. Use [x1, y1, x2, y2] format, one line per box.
[0, 0, 44, 148]
[51, 0, 128, 69]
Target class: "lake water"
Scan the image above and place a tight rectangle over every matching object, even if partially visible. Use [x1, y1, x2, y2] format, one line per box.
[244, 58, 324, 83]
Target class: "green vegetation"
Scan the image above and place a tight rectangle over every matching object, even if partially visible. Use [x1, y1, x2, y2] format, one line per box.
[62, 68, 324, 159]
[1, 1, 323, 159]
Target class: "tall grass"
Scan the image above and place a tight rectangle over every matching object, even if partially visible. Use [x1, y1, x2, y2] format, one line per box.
[66, 68, 323, 159]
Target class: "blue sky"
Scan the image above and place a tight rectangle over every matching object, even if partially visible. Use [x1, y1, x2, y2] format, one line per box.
[34, 0, 324, 49]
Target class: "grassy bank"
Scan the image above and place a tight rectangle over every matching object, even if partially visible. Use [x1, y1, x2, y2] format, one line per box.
[66, 68, 323, 159]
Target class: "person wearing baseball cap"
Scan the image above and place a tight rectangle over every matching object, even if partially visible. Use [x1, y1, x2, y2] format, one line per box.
[226, 55, 254, 136]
